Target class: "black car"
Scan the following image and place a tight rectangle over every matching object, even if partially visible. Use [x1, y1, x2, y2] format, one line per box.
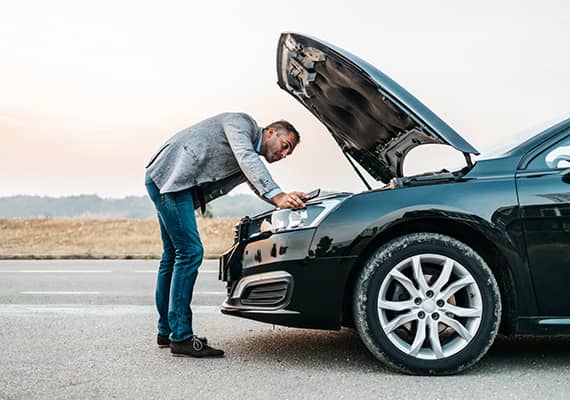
[219, 32, 570, 375]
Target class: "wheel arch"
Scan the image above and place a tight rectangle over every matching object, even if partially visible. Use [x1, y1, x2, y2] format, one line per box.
[341, 217, 519, 334]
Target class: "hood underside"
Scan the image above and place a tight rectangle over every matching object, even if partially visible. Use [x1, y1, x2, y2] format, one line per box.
[276, 33, 479, 182]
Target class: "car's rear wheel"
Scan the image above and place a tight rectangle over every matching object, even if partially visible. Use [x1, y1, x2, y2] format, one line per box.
[353, 233, 501, 375]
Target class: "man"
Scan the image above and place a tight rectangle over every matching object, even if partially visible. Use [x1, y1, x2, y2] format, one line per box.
[144, 112, 308, 358]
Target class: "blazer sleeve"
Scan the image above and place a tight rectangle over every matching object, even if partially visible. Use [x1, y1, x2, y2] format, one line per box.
[222, 114, 282, 199]
[246, 181, 273, 205]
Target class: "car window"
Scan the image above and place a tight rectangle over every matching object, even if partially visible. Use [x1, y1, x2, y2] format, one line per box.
[527, 135, 570, 170]
[479, 117, 568, 159]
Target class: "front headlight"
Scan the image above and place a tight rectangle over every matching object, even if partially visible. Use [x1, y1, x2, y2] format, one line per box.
[269, 199, 343, 232]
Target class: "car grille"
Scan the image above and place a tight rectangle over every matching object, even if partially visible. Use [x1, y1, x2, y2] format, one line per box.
[233, 222, 240, 243]
[241, 281, 289, 307]
[233, 216, 252, 243]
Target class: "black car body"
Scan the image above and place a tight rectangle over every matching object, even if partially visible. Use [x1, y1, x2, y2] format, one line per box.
[219, 33, 570, 375]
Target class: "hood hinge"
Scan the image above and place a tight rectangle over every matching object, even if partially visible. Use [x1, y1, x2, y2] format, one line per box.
[464, 152, 474, 168]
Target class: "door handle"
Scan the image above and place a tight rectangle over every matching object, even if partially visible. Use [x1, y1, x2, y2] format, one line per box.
[561, 168, 570, 184]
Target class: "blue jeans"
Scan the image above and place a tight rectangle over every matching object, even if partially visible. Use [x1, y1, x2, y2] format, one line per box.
[145, 174, 204, 342]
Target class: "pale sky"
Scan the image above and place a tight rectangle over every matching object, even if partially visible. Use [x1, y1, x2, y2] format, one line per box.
[1, 0, 569, 198]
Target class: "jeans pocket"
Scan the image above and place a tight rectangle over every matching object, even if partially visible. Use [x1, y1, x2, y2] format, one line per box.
[170, 187, 195, 206]
[161, 192, 174, 209]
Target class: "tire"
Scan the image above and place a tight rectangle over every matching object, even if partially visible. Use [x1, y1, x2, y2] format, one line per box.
[353, 233, 501, 375]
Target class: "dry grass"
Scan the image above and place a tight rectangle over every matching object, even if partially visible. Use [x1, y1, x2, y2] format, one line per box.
[0, 217, 239, 259]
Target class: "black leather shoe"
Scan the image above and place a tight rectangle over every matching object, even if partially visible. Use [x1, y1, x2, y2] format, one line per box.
[158, 334, 208, 348]
[157, 334, 171, 348]
[170, 336, 224, 358]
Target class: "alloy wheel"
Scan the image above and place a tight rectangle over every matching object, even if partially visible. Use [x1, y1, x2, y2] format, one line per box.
[377, 253, 483, 360]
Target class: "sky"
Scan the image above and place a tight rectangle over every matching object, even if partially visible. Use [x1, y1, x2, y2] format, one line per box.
[0, 0, 569, 198]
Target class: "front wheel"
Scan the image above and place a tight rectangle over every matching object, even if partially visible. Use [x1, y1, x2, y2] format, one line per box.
[353, 233, 501, 375]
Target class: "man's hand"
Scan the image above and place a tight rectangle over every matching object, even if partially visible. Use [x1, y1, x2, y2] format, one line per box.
[382, 179, 396, 190]
[272, 191, 308, 209]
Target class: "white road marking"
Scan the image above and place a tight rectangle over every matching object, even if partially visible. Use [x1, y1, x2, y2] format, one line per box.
[21, 291, 102, 295]
[0, 270, 219, 274]
[18, 291, 225, 296]
[134, 270, 218, 274]
[0, 304, 220, 316]
[195, 291, 226, 295]
[0, 270, 112, 273]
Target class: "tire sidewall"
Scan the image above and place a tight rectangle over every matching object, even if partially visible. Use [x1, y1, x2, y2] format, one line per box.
[354, 233, 501, 375]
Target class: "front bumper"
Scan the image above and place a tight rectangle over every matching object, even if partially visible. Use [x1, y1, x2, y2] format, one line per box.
[219, 224, 355, 330]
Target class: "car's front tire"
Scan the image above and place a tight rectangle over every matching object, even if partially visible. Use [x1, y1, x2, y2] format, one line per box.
[353, 233, 501, 375]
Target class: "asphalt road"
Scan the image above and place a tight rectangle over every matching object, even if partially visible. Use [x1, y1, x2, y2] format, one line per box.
[0, 260, 569, 400]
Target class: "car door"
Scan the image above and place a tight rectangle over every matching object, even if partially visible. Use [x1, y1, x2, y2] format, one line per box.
[516, 130, 570, 316]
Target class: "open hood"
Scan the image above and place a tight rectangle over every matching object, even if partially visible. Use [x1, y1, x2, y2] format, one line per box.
[276, 33, 479, 182]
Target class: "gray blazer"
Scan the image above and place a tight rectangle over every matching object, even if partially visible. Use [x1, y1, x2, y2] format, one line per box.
[145, 112, 281, 207]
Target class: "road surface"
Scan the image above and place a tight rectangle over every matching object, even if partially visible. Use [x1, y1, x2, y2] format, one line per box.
[0, 260, 568, 399]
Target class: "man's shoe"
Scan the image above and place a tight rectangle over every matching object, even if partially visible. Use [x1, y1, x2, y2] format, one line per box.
[157, 334, 208, 348]
[157, 334, 171, 348]
[170, 336, 224, 358]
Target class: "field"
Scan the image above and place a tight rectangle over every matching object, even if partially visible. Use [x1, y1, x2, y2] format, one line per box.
[0, 217, 239, 259]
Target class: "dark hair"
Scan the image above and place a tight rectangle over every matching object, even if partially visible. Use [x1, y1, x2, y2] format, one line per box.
[265, 120, 300, 144]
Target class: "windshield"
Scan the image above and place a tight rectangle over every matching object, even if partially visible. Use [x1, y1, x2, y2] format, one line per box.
[478, 116, 569, 159]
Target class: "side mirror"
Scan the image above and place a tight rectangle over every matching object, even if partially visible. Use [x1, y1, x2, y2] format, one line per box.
[546, 154, 570, 169]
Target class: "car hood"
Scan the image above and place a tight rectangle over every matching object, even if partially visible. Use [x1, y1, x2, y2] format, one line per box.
[276, 32, 479, 182]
